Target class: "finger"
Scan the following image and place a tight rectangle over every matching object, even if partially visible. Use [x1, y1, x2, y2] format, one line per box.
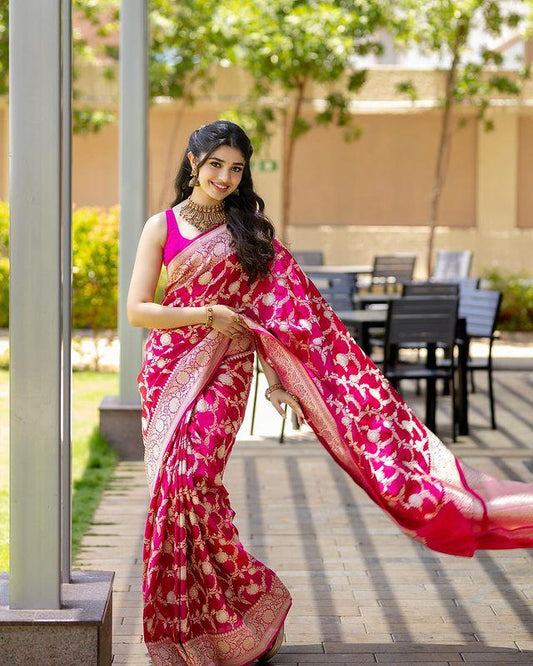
[289, 401, 305, 425]
[272, 401, 286, 418]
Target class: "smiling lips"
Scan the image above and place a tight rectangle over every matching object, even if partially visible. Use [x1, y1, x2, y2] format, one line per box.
[211, 181, 230, 193]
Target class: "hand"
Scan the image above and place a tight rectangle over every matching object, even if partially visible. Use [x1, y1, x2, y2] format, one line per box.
[269, 389, 305, 427]
[211, 305, 248, 339]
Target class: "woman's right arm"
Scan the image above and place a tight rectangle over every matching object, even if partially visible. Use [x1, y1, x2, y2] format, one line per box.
[126, 214, 207, 329]
[126, 214, 248, 337]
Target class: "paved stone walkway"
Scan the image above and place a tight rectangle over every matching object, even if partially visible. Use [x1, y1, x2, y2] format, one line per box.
[76, 370, 533, 665]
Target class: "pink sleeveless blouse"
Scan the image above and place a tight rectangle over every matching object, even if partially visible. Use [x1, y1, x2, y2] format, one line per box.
[163, 207, 211, 267]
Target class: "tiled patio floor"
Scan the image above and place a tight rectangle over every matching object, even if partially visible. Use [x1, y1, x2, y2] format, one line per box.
[76, 369, 533, 665]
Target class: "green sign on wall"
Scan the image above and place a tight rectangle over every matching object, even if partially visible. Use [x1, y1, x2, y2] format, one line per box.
[257, 159, 278, 172]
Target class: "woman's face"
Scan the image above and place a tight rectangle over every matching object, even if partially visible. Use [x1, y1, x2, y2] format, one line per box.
[189, 145, 245, 204]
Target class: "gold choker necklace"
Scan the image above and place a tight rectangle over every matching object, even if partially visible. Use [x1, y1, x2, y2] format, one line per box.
[181, 198, 226, 231]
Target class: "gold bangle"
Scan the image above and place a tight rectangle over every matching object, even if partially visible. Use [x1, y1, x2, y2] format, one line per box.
[205, 305, 214, 327]
[265, 382, 284, 401]
[287, 392, 300, 404]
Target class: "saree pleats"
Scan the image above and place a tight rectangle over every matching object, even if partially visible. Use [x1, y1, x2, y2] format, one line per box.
[138, 225, 533, 665]
[141, 340, 291, 665]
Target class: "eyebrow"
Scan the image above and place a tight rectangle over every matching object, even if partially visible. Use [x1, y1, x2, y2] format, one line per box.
[209, 155, 245, 166]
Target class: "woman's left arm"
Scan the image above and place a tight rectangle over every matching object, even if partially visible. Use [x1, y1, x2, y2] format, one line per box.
[257, 352, 305, 426]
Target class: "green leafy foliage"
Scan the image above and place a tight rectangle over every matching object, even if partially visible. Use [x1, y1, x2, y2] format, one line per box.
[396, 79, 418, 101]
[148, 0, 226, 101]
[482, 268, 533, 331]
[0, 204, 119, 330]
[393, 0, 531, 124]
[216, 0, 385, 148]
[72, 205, 119, 330]
[0, 257, 7, 329]
[0, 203, 168, 333]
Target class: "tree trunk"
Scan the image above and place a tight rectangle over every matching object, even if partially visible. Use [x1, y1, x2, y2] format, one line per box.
[280, 80, 306, 244]
[427, 57, 459, 276]
[427, 13, 472, 276]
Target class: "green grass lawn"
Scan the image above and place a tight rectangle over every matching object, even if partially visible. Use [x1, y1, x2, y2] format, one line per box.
[0, 369, 119, 570]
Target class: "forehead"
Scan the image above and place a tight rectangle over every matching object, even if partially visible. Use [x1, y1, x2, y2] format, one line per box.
[208, 144, 245, 163]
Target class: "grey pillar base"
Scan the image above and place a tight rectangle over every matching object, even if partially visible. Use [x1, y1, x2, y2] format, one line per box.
[0, 570, 114, 666]
[99, 395, 143, 460]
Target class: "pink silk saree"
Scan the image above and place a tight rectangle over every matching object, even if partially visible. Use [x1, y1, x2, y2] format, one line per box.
[138, 224, 533, 666]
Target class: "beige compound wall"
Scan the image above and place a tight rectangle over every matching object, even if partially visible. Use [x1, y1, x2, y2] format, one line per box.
[288, 108, 532, 276]
[290, 112, 477, 228]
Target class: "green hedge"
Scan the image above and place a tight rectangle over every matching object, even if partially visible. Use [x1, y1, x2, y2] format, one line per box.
[0, 202, 168, 331]
[482, 269, 533, 332]
[0, 203, 121, 330]
[0, 202, 8, 328]
[72, 206, 119, 330]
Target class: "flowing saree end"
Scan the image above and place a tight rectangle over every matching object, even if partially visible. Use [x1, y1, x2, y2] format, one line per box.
[243, 248, 533, 560]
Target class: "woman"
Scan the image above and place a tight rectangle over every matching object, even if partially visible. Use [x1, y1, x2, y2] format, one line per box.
[128, 120, 533, 666]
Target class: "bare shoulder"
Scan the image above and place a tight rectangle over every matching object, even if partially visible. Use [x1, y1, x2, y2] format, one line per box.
[143, 210, 167, 248]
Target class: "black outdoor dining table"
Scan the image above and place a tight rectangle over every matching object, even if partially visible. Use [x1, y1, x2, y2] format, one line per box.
[353, 292, 401, 309]
[301, 264, 373, 294]
[336, 309, 469, 437]
[301, 264, 373, 274]
[336, 309, 387, 355]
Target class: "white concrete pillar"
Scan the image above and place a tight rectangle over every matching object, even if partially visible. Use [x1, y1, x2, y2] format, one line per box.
[60, 0, 73, 584]
[119, 1, 148, 404]
[9, 0, 63, 608]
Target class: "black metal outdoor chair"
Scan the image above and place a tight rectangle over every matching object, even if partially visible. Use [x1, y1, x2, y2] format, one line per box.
[383, 296, 459, 440]
[431, 250, 472, 282]
[458, 288, 502, 429]
[458, 277, 480, 291]
[307, 271, 356, 311]
[363, 254, 417, 293]
[250, 355, 293, 442]
[249, 354, 287, 441]
[368, 282, 459, 352]
[403, 281, 459, 297]
[292, 250, 324, 266]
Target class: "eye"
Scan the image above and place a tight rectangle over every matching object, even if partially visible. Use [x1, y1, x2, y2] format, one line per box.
[209, 161, 221, 167]
[232, 166, 243, 173]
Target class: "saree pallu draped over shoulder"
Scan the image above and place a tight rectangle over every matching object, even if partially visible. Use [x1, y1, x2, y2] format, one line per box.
[138, 225, 533, 666]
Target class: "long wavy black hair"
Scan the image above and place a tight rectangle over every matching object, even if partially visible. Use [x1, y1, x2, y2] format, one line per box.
[170, 120, 276, 281]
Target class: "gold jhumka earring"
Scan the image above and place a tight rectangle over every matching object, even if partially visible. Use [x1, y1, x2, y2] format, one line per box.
[188, 170, 200, 187]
